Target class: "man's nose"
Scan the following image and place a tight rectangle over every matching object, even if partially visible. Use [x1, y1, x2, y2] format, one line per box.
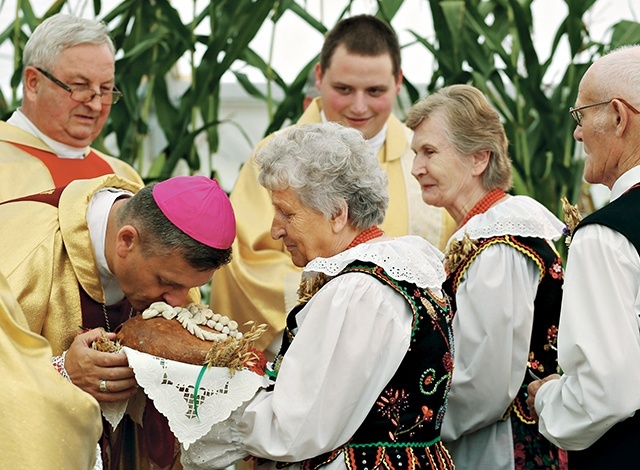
[573, 125, 583, 142]
[351, 92, 368, 114]
[162, 286, 191, 307]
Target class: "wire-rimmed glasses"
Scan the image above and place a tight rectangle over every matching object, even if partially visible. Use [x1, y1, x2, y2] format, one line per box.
[35, 67, 122, 105]
[569, 98, 640, 126]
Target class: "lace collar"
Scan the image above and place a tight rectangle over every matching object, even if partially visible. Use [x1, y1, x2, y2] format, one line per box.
[304, 235, 445, 289]
[450, 195, 565, 243]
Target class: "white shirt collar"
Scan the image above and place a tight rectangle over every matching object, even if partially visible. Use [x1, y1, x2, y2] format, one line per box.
[87, 188, 133, 304]
[319, 110, 387, 156]
[610, 166, 640, 201]
[7, 109, 89, 159]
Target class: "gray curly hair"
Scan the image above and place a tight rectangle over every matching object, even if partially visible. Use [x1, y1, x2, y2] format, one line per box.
[23, 14, 115, 72]
[255, 122, 389, 230]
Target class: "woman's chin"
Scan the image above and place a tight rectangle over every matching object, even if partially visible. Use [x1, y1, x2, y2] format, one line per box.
[289, 252, 308, 268]
[421, 192, 442, 208]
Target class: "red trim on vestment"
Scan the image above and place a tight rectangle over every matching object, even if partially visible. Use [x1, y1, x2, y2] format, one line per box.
[10, 142, 113, 187]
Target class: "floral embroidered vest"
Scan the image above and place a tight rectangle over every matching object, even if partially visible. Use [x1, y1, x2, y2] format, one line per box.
[445, 235, 563, 419]
[444, 235, 566, 469]
[267, 261, 455, 470]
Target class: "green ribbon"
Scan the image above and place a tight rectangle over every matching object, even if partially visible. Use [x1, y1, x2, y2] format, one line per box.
[193, 364, 208, 419]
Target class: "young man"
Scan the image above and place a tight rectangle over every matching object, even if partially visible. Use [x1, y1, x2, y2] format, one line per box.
[0, 14, 141, 202]
[212, 15, 455, 356]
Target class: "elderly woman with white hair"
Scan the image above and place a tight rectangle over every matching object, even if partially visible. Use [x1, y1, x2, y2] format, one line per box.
[406, 84, 567, 470]
[182, 122, 455, 470]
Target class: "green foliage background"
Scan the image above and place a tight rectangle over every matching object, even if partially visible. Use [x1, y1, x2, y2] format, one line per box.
[2, 0, 640, 224]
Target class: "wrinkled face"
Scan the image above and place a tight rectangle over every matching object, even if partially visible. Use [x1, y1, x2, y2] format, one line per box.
[411, 114, 476, 211]
[270, 188, 336, 267]
[23, 43, 116, 147]
[316, 45, 402, 139]
[572, 76, 620, 188]
[117, 246, 214, 311]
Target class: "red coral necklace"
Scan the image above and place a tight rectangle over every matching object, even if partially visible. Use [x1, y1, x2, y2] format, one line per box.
[460, 189, 506, 227]
[346, 225, 384, 249]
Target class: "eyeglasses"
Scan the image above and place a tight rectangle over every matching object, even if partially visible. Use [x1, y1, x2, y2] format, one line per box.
[35, 67, 122, 105]
[569, 97, 640, 126]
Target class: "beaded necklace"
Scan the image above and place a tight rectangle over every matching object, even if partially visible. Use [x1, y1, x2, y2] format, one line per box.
[460, 189, 506, 227]
[346, 225, 384, 249]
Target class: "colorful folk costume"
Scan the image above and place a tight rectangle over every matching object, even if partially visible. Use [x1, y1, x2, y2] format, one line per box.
[211, 97, 456, 354]
[535, 168, 640, 470]
[441, 194, 567, 470]
[182, 236, 455, 470]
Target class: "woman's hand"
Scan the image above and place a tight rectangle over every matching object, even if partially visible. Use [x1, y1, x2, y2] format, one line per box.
[526, 373, 561, 421]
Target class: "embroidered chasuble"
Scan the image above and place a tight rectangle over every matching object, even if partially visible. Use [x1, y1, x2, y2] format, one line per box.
[0, 271, 102, 468]
[0, 176, 198, 470]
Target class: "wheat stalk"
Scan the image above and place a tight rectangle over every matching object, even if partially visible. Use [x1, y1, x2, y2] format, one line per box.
[204, 321, 268, 374]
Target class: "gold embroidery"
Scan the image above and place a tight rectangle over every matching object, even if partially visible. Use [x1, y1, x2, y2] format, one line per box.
[421, 297, 440, 322]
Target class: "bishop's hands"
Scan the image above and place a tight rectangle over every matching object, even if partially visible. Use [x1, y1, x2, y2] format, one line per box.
[65, 328, 138, 403]
[526, 373, 561, 422]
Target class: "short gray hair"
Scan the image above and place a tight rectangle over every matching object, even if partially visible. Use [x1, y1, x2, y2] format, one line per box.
[255, 122, 389, 230]
[406, 84, 513, 191]
[23, 14, 115, 72]
[586, 45, 640, 104]
[117, 185, 232, 271]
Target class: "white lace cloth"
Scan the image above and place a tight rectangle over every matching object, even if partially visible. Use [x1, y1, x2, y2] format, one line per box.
[101, 347, 270, 449]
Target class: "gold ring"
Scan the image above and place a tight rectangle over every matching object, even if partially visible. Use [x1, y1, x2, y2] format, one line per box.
[99, 380, 109, 393]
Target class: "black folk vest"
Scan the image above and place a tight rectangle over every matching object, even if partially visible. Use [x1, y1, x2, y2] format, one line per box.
[444, 234, 565, 467]
[567, 185, 640, 470]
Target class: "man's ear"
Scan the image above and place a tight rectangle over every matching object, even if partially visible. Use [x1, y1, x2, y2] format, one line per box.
[331, 200, 349, 234]
[115, 225, 139, 259]
[471, 150, 491, 176]
[612, 99, 632, 137]
[395, 68, 404, 95]
[314, 62, 323, 91]
[23, 66, 40, 101]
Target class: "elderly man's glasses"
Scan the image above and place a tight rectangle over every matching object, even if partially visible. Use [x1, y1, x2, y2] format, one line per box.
[569, 98, 640, 126]
[35, 67, 122, 105]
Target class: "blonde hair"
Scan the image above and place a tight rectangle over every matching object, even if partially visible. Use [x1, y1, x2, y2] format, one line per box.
[406, 84, 512, 191]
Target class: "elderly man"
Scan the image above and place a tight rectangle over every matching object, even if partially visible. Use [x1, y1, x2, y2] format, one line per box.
[212, 15, 455, 356]
[527, 45, 640, 469]
[0, 13, 141, 202]
[0, 174, 236, 469]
